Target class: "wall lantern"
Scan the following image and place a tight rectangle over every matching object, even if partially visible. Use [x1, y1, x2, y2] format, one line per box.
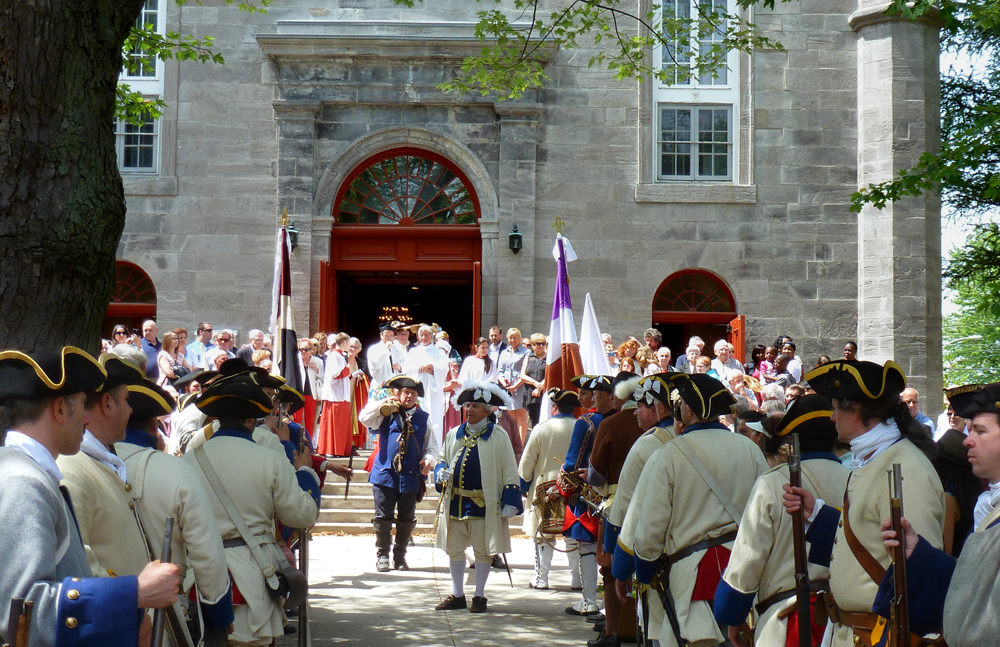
[508, 224, 523, 255]
[286, 222, 299, 250]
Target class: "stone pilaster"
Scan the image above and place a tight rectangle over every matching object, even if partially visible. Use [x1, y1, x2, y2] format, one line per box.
[273, 100, 321, 335]
[495, 104, 542, 333]
[852, 3, 942, 409]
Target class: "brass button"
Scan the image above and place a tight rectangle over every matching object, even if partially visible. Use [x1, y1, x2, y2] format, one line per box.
[66, 617, 78, 629]
[67, 589, 80, 600]
[125, 483, 133, 492]
[71, 578, 82, 582]
[128, 502, 135, 510]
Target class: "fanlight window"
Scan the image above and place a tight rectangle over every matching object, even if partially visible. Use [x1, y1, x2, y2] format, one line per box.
[336, 152, 478, 225]
[111, 261, 157, 304]
[653, 270, 735, 313]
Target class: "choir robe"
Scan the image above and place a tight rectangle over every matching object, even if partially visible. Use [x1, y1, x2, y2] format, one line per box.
[610, 420, 677, 641]
[435, 422, 522, 557]
[870, 505, 1000, 646]
[715, 454, 849, 646]
[804, 437, 944, 647]
[517, 413, 577, 538]
[0, 446, 143, 647]
[115, 429, 234, 635]
[404, 343, 450, 443]
[183, 428, 320, 645]
[56, 446, 151, 580]
[626, 423, 768, 647]
[318, 351, 352, 457]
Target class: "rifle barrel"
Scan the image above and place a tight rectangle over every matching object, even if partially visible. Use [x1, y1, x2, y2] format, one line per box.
[150, 517, 175, 647]
[789, 435, 811, 647]
[890, 463, 908, 646]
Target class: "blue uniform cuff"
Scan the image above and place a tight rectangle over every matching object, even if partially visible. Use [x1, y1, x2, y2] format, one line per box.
[611, 541, 635, 581]
[57, 575, 140, 647]
[714, 579, 756, 626]
[433, 462, 447, 492]
[281, 440, 297, 463]
[295, 470, 322, 507]
[501, 484, 523, 513]
[805, 505, 840, 567]
[519, 476, 531, 493]
[201, 585, 235, 630]
[603, 522, 622, 555]
[634, 554, 659, 585]
[873, 535, 954, 636]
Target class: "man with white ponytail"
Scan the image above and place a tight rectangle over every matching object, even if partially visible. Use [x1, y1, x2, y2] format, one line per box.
[434, 381, 523, 614]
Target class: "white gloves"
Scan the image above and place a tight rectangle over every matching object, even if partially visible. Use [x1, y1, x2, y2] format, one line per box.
[435, 466, 453, 485]
[501, 505, 518, 519]
[350, 369, 365, 379]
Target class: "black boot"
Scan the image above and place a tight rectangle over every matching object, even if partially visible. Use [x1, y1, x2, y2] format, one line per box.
[393, 519, 417, 570]
[373, 518, 393, 572]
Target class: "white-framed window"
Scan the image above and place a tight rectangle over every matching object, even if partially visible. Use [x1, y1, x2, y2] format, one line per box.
[653, 0, 738, 182]
[114, 115, 159, 173]
[121, 0, 165, 92]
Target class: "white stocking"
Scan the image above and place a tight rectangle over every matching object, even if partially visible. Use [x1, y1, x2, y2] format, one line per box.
[450, 560, 465, 598]
[474, 560, 490, 597]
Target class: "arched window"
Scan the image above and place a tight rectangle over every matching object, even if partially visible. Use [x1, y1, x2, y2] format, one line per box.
[653, 269, 735, 315]
[334, 149, 480, 225]
[111, 261, 156, 305]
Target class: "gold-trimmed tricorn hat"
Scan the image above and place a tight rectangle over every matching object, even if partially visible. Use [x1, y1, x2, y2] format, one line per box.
[571, 375, 613, 393]
[195, 373, 274, 419]
[547, 387, 582, 409]
[664, 372, 735, 419]
[774, 393, 837, 441]
[127, 380, 177, 420]
[0, 347, 106, 400]
[98, 353, 145, 391]
[804, 360, 906, 402]
[946, 382, 1000, 419]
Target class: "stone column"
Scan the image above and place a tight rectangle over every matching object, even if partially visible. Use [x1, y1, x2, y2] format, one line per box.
[495, 104, 543, 333]
[273, 100, 322, 335]
[852, 3, 942, 408]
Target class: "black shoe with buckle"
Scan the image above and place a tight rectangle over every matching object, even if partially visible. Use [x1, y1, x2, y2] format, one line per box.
[435, 595, 467, 611]
[470, 596, 488, 613]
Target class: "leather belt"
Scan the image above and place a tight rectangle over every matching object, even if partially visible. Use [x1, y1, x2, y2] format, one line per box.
[664, 530, 738, 566]
[222, 538, 247, 548]
[824, 595, 878, 646]
[754, 579, 828, 618]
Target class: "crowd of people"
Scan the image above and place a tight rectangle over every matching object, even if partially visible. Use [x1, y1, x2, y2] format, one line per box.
[2, 318, 998, 647]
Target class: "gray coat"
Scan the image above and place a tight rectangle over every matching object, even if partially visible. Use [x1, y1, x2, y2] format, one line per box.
[0, 448, 140, 647]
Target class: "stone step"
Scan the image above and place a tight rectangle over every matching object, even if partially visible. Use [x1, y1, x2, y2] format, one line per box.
[318, 508, 441, 524]
[311, 521, 526, 536]
[320, 494, 440, 510]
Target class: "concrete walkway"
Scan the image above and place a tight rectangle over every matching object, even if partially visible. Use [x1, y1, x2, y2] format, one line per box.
[278, 533, 599, 647]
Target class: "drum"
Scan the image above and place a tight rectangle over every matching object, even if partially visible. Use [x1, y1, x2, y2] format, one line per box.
[534, 479, 565, 536]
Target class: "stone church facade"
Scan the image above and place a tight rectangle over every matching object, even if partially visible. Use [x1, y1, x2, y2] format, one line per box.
[114, 0, 943, 402]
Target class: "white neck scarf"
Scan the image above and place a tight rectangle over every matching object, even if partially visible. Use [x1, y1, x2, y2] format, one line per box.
[974, 481, 1000, 528]
[4, 431, 64, 483]
[80, 430, 127, 482]
[850, 420, 902, 470]
[467, 417, 489, 434]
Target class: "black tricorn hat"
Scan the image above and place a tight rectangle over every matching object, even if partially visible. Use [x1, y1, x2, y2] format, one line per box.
[196, 373, 274, 419]
[946, 382, 1000, 419]
[378, 321, 397, 332]
[775, 394, 837, 440]
[277, 384, 305, 416]
[127, 380, 177, 420]
[173, 368, 216, 391]
[571, 375, 614, 393]
[0, 347, 106, 400]
[547, 387, 582, 409]
[665, 372, 735, 419]
[384, 375, 424, 398]
[633, 374, 679, 406]
[218, 358, 285, 389]
[98, 353, 145, 392]
[454, 380, 514, 408]
[804, 360, 906, 403]
[936, 428, 971, 468]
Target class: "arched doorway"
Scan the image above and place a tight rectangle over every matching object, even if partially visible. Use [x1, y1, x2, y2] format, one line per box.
[103, 260, 157, 339]
[321, 148, 482, 354]
[651, 269, 745, 362]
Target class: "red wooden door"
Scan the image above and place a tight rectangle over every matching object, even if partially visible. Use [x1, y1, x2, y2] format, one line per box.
[727, 315, 746, 364]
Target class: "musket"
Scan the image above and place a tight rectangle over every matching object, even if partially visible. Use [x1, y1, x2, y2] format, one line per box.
[889, 463, 909, 647]
[150, 517, 174, 647]
[298, 525, 310, 647]
[5, 597, 31, 647]
[788, 434, 811, 647]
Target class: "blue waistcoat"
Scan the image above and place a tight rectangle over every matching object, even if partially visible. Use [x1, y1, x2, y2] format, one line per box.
[368, 407, 430, 494]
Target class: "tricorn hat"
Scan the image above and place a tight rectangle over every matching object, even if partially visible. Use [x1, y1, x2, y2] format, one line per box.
[946, 382, 1000, 419]
[173, 368, 215, 391]
[217, 358, 285, 389]
[804, 360, 906, 403]
[378, 321, 397, 333]
[633, 374, 680, 406]
[666, 372, 735, 419]
[384, 374, 425, 398]
[277, 384, 306, 416]
[98, 353, 145, 392]
[571, 375, 614, 393]
[774, 394, 837, 441]
[0, 347, 106, 400]
[196, 373, 274, 419]
[127, 380, 177, 420]
[454, 380, 515, 409]
[613, 373, 642, 401]
[547, 387, 582, 409]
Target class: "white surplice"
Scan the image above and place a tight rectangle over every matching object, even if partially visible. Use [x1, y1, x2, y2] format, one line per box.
[404, 343, 449, 441]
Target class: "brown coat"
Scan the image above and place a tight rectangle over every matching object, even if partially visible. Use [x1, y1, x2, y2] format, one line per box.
[590, 403, 644, 485]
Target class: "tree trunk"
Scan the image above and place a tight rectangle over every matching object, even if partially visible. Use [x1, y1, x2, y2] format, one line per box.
[0, 0, 145, 353]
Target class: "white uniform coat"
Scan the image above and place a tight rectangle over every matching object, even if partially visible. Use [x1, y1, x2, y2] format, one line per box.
[517, 414, 576, 537]
[183, 434, 319, 644]
[436, 423, 519, 556]
[405, 343, 449, 440]
[722, 458, 849, 646]
[626, 427, 768, 647]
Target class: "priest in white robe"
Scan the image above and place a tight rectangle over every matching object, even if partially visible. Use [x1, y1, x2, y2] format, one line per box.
[404, 324, 450, 442]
